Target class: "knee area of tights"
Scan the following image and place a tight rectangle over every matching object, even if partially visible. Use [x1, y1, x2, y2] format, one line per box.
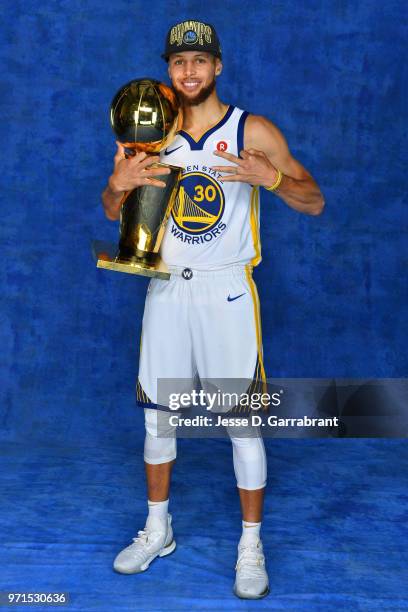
[144, 408, 176, 438]
[229, 432, 264, 449]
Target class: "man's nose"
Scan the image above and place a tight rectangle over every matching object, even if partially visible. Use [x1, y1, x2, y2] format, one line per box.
[183, 62, 197, 76]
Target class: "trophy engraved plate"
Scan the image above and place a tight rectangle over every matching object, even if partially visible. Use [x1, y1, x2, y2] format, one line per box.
[96, 78, 183, 279]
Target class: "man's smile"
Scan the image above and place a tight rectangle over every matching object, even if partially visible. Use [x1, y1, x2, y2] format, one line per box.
[181, 81, 201, 90]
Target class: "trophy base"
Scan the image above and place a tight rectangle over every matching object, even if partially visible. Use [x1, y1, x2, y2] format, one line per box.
[97, 256, 170, 279]
[93, 242, 170, 279]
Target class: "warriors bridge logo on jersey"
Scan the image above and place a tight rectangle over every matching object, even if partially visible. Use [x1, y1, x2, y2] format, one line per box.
[170, 166, 227, 244]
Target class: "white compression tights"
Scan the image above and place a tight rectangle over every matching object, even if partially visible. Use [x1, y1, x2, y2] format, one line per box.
[144, 408, 267, 490]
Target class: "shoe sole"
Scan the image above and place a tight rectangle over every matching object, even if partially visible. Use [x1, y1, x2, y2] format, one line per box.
[114, 539, 177, 575]
[233, 584, 270, 600]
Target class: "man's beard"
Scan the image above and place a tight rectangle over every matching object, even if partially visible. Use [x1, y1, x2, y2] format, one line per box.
[173, 78, 216, 107]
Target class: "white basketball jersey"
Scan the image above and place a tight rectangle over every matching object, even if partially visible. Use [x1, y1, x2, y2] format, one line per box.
[159, 106, 261, 269]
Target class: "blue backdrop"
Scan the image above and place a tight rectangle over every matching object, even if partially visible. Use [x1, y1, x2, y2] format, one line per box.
[2, 3, 408, 611]
[1, 0, 407, 444]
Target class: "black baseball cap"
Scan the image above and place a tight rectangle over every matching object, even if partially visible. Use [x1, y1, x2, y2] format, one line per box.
[162, 20, 222, 62]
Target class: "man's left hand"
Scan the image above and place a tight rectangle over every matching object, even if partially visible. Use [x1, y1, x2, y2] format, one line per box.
[211, 148, 278, 187]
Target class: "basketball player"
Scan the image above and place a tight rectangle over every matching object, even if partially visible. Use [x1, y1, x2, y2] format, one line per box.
[101, 20, 324, 599]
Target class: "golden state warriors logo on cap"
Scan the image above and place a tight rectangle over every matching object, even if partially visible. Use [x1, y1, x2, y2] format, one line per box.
[183, 30, 198, 44]
[172, 172, 224, 234]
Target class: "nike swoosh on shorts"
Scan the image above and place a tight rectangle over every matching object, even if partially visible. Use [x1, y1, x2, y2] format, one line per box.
[227, 293, 246, 302]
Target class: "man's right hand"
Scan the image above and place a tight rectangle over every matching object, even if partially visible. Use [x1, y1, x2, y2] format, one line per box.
[108, 142, 171, 193]
[102, 142, 171, 220]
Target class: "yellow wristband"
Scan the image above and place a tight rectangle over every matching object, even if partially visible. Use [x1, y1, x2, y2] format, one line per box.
[265, 169, 283, 192]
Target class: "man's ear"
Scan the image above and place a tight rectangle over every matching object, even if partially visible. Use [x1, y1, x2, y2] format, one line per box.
[215, 60, 223, 76]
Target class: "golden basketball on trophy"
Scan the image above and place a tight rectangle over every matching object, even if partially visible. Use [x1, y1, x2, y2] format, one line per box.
[96, 78, 183, 279]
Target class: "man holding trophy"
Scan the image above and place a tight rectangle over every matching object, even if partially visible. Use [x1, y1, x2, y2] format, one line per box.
[101, 20, 324, 599]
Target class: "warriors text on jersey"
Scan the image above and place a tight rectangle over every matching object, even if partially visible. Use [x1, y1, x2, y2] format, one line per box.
[159, 106, 262, 269]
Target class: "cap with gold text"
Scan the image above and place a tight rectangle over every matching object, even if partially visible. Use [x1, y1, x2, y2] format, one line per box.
[162, 20, 222, 61]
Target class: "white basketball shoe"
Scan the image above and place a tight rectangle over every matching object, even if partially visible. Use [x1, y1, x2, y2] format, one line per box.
[113, 514, 176, 574]
[233, 538, 269, 599]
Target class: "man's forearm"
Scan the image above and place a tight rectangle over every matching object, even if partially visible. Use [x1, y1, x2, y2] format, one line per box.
[268, 174, 325, 215]
[102, 183, 126, 220]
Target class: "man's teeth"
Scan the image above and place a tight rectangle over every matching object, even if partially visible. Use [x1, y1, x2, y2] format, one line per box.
[183, 82, 200, 88]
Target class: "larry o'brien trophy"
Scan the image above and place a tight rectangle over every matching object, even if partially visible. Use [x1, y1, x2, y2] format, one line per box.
[95, 78, 183, 279]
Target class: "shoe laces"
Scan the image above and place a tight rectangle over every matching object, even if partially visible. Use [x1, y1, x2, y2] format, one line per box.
[236, 541, 266, 578]
[132, 529, 150, 546]
[125, 528, 163, 561]
[131, 527, 164, 545]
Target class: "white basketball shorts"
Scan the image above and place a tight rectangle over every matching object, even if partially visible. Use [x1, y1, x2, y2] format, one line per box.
[136, 263, 266, 409]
